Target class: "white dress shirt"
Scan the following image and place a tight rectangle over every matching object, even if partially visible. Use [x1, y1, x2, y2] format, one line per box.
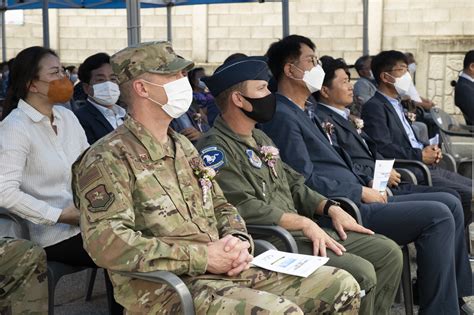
[88, 97, 126, 129]
[0, 99, 89, 247]
[319, 103, 351, 119]
[460, 71, 474, 83]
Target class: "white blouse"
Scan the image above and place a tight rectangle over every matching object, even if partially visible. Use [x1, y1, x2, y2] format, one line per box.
[0, 99, 89, 247]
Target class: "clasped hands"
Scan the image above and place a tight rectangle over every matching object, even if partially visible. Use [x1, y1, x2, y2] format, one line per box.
[206, 234, 253, 277]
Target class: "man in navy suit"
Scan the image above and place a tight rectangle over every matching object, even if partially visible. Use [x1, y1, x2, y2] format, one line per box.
[263, 35, 472, 315]
[361, 50, 472, 226]
[74, 53, 126, 144]
[455, 50, 474, 125]
[313, 56, 464, 201]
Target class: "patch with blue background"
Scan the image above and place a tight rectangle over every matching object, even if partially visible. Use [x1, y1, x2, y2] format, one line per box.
[201, 146, 225, 170]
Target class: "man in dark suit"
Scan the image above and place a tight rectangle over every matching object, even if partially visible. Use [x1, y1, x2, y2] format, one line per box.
[263, 34, 472, 315]
[455, 50, 474, 125]
[313, 57, 464, 202]
[361, 50, 472, 226]
[74, 53, 125, 144]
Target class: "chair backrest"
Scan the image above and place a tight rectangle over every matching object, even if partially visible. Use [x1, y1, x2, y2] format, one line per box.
[430, 107, 474, 158]
[431, 107, 460, 131]
[0, 208, 30, 239]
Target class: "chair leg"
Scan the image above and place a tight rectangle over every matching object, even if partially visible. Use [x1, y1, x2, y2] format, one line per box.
[47, 267, 56, 315]
[85, 268, 97, 301]
[401, 246, 414, 315]
[104, 270, 124, 315]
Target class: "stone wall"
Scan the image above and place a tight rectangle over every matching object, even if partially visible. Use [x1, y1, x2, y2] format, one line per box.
[3, 0, 474, 112]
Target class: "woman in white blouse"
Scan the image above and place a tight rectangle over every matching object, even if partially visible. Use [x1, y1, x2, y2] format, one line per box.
[0, 46, 94, 266]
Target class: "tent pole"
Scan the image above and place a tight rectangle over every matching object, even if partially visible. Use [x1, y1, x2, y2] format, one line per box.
[362, 0, 369, 55]
[1, 0, 6, 62]
[126, 0, 140, 46]
[42, 0, 50, 48]
[166, 4, 172, 42]
[281, 0, 289, 37]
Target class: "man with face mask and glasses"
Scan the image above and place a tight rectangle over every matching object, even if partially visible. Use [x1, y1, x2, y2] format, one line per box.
[197, 55, 403, 315]
[362, 50, 473, 228]
[74, 52, 125, 144]
[71, 41, 361, 314]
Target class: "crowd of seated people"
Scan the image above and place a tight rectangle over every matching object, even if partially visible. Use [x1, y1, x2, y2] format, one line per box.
[0, 37, 473, 315]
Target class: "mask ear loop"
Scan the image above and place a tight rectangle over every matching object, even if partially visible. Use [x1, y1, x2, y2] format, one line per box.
[288, 63, 305, 81]
[141, 80, 166, 107]
[383, 72, 397, 85]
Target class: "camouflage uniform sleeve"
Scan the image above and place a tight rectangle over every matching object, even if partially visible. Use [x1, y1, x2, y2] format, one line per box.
[72, 152, 208, 276]
[210, 179, 254, 252]
[283, 162, 327, 220]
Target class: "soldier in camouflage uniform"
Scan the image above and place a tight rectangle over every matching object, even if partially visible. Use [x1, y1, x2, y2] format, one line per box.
[196, 56, 403, 315]
[0, 238, 48, 314]
[72, 41, 361, 314]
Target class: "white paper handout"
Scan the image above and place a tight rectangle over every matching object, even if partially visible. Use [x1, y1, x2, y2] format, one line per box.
[251, 249, 329, 277]
[429, 134, 439, 146]
[372, 159, 395, 192]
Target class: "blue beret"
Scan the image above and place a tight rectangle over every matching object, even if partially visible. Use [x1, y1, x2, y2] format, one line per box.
[203, 56, 270, 97]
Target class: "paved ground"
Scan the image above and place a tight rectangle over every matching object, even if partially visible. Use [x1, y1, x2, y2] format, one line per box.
[52, 224, 474, 314]
[53, 260, 474, 315]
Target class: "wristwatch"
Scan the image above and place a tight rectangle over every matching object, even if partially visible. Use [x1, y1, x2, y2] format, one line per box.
[323, 200, 340, 217]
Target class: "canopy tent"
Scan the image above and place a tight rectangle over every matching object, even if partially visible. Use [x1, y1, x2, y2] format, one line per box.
[0, 0, 370, 64]
[0, 0, 291, 61]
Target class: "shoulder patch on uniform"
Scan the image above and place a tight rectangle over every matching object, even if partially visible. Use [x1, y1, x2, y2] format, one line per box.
[200, 146, 225, 170]
[85, 184, 115, 212]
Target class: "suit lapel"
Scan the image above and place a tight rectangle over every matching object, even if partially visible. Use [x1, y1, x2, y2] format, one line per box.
[375, 93, 413, 145]
[318, 105, 373, 157]
[85, 101, 114, 132]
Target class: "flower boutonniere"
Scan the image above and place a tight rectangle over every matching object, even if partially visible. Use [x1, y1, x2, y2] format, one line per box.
[190, 157, 216, 204]
[259, 146, 280, 177]
[405, 112, 417, 123]
[321, 121, 335, 145]
[351, 117, 364, 134]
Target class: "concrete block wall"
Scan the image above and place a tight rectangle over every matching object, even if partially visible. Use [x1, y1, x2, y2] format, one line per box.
[381, 0, 474, 53]
[2, 0, 472, 96]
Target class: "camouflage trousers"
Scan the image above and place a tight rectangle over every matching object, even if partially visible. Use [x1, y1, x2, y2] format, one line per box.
[0, 239, 48, 315]
[116, 266, 360, 314]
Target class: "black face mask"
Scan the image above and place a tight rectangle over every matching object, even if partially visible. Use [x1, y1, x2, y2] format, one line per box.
[240, 93, 276, 123]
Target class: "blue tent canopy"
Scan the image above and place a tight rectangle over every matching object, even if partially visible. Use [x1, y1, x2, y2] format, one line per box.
[5, 0, 261, 10]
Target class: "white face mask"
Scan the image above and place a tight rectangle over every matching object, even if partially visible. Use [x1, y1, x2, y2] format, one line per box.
[198, 79, 207, 91]
[387, 72, 413, 97]
[70, 74, 78, 83]
[92, 81, 121, 106]
[144, 77, 193, 119]
[369, 70, 375, 81]
[293, 64, 326, 93]
[408, 63, 416, 75]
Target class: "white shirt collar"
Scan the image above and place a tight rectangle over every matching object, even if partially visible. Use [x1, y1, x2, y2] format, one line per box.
[88, 97, 126, 118]
[460, 71, 474, 83]
[18, 99, 61, 123]
[319, 103, 350, 120]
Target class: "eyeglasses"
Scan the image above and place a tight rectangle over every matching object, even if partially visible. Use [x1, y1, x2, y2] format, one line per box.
[387, 66, 408, 73]
[300, 55, 322, 67]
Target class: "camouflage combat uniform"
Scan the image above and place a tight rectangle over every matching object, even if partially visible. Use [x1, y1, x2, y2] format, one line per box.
[0, 238, 48, 315]
[72, 116, 361, 314]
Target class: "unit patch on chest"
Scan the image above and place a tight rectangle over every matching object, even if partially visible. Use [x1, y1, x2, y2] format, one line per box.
[246, 149, 262, 169]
